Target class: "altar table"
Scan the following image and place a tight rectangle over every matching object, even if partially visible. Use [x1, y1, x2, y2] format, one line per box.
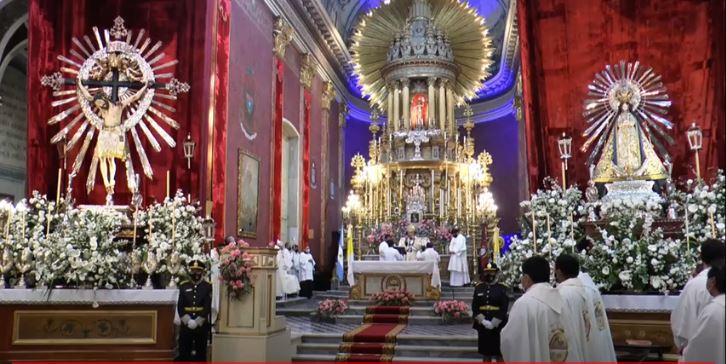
[0, 289, 178, 363]
[602, 294, 680, 355]
[348, 261, 441, 300]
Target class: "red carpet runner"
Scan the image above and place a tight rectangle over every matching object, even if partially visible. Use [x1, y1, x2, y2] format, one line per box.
[336, 306, 409, 362]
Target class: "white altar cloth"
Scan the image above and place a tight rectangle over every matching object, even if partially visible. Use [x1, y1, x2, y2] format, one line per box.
[602, 294, 679, 313]
[0, 288, 178, 305]
[349, 260, 441, 288]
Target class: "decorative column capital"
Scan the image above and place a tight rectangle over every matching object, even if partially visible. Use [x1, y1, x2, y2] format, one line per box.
[427, 77, 437, 86]
[439, 78, 448, 87]
[400, 78, 410, 87]
[273, 16, 293, 58]
[321, 81, 336, 111]
[300, 53, 316, 89]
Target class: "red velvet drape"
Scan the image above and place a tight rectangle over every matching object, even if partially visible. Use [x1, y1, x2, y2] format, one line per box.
[212, 0, 230, 241]
[272, 58, 284, 241]
[518, 0, 725, 190]
[301, 90, 312, 249]
[27, 0, 208, 205]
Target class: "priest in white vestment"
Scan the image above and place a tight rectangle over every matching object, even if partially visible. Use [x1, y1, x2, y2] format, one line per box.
[275, 241, 300, 297]
[683, 262, 725, 364]
[398, 224, 428, 261]
[380, 244, 404, 261]
[297, 246, 315, 298]
[671, 239, 725, 352]
[378, 240, 390, 261]
[501, 256, 583, 362]
[554, 254, 591, 362]
[416, 242, 440, 263]
[447, 228, 470, 287]
[577, 270, 617, 361]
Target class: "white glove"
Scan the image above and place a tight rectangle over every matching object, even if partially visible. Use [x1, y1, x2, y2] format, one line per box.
[194, 317, 206, 327]
[482, 319, 494, 330]
[491, 318, 502, 328]
[474, 314, 485, 323]
[181, 314, 191, 325]
[187, 319, 198, 330]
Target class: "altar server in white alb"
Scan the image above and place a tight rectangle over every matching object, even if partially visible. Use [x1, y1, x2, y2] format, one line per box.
[297, 246, 316, 299]
[554, 254, 590, 362]
[275, 241, 300, 298]
[575, 239, 617, 362]
[416, 242, 440, 263]
[380, 238, 404, 261]
[501, 256, 583, 362]
[447, 228, 470, 287]
[378, 235, 391, 261]
[683, 261, 725, 364]
[671, 239, 725, 353]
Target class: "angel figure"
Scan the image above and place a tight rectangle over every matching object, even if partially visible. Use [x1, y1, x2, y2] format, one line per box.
[78, 74, 150, 195]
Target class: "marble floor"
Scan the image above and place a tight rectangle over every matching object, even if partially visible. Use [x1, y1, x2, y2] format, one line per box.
[285, 315, 476, 336]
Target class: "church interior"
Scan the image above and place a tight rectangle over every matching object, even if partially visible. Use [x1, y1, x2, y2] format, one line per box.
[0, 0, 724, 362]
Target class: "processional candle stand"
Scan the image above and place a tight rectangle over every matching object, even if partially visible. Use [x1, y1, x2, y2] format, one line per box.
[183, 133, 196, 169]
[558, 133, 573, 188]
[686, 123, 703, 181]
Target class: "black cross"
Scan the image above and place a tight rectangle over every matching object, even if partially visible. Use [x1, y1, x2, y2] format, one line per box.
[64, 67, 166, 103]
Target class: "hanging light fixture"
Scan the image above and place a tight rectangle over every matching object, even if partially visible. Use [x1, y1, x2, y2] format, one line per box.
[183, 133, 196, 169]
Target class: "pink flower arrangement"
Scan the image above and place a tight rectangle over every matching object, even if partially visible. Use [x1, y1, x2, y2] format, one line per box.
[219, 239, 255, 299]
[371, 290, 415, 306]
[315, 299, 348, 319]
[433, 300, 471, 323]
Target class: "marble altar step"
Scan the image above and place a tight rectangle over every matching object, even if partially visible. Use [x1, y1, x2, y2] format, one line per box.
[276, 296, 308, 307]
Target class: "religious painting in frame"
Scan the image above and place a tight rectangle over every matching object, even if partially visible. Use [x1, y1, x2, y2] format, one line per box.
[237, 151, 260, 238]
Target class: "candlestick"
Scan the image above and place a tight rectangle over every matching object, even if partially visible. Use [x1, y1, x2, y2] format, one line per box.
[56, 168, 62, 204]
[20, 212, 26, 242]
[709, 210, 717, 238]
[531, 210, 537, 251]
[132, 209, 138, 247]
[430, 170, 435, 213]
[546, 213, 551, 238]
[685, 203, 690, 250]
[569, 213, 575, 253]
[399, 170, 404, 204]
[166, 170, 170, 199]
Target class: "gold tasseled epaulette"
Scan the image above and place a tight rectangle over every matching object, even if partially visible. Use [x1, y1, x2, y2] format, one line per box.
[179, 280, 190, 285]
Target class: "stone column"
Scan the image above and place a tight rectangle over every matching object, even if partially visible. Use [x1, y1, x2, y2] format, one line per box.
[213, 248, 290, 361]
[401, 79, 410, 130]
[438, 79, 447, 131]
[446, 86, 455, 134]
[393, 81, 400, 132]
[387, 86, 394, 133]
[427, 77, 436, 129]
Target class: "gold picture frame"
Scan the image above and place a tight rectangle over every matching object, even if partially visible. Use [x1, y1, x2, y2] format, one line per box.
[237, 151, 260, 238]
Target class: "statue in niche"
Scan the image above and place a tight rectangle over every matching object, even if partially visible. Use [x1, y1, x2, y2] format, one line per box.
[389, 37, 401, 61]
[401, 34, 412, 57]
[425, 29, 437, 55]
[436, 31, 446, 56]
[409, 93, 428, 130]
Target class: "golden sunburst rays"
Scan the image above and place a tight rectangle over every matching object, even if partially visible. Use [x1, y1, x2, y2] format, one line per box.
[41, 16, 189, 194]
[581, 60, 673, 165]
[350, 0, 494, 107]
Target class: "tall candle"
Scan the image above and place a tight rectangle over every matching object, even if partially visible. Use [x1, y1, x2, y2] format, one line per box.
[531, 210, 537, 251]
[430, 170, 435, 213]
[685, 204, 690, 250]
[20, 212, 25, 242]
[132, 209, 138, 247]
[56, 168, 62, 204]
[166, 170, 170, 199]
[709, 210, 717, 238]
[546, 213, 551, 256]
[399, 171, 404, 203]
[569, 213, 575, 253]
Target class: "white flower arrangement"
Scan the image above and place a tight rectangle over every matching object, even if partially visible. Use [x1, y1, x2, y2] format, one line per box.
[143, 191, 206, 279]
[684, 171, 725, 243]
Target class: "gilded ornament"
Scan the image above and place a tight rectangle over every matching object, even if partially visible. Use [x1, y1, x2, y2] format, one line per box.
[272, 16, 293, 59]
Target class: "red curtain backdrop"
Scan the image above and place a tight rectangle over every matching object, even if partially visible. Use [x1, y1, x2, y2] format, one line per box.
[272, 58, 284, 241]
[212, 0, 231, 241]
[518, 0, 725, 191]
[301, 90, 312, 249]
[27, 0, 208, 205]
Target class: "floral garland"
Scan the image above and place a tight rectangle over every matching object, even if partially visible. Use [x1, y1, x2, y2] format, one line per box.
[371, 290, 414, 306]
[314, 299, 349, 319]
[433, 300, 471, 323]
[218, 239, 255, 299]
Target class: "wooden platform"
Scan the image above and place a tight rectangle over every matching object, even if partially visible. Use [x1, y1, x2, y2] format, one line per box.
[0, 289, 178, 363]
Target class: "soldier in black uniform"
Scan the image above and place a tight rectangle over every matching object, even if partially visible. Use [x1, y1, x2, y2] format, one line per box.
[472, 261, 508, 361]
[176, 260, 212, 362]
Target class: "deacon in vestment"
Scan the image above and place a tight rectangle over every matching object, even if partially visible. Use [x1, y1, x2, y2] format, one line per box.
[298, 246, 316, 299]
[275, 241, 300, 298]
[683, 262, 725, 364]
[671, 239, 725, 352]
[447, 228, 470, 287]
[416, 242, 440, 263]
[176, 260, 212, 362]
[398, 224, 428, 261]
[554, 254, 590, 362]
[500, 256, 583, 362]
[472, 262, 508, 361]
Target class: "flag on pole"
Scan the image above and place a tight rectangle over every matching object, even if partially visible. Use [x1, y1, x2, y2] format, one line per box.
[336, 224, 345, 282]
[346, 224, 355, 285]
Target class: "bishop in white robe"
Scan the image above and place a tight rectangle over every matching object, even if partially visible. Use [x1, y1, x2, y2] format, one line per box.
[683, 263, 725, 364]
[671, 240, 725, 352]
[447, 228, 470, 287]
[501, 256, 582, 362]
[399, 224, 428, 261]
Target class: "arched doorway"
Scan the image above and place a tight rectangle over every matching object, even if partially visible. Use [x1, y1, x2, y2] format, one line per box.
[280, 118, 301, 245]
